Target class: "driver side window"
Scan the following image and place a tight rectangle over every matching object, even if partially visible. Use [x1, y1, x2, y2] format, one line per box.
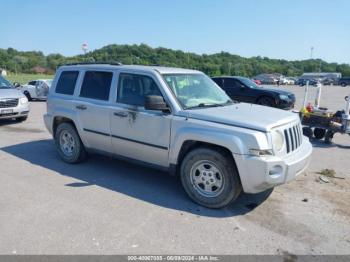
[117, 73, 162, 107]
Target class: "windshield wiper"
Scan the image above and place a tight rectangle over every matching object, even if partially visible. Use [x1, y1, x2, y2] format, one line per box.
[186, 100, 234, 110]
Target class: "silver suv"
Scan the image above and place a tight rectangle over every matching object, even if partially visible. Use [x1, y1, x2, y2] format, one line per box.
[44, 64, 312, 208]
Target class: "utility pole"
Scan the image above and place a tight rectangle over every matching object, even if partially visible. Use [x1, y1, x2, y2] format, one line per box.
[310, 46, 314, 59]
[319, 60, 322, 73]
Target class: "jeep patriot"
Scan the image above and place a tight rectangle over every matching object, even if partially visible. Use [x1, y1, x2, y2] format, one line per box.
[44, 64, 312, 208]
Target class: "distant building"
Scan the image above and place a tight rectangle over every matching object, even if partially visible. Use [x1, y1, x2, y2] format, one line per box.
[31, 66, 48, 74]
[301, 72, 341, 80]
[0, 69, 7, 76]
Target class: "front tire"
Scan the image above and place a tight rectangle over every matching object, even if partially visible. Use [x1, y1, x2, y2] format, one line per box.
[54, 122, 87, 163]
[180, 147, 242, 208]
[257, 96, 275, 107]
[314, 128, 326, 140]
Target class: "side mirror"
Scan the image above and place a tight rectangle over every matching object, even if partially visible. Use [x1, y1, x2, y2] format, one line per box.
[13, 82, 21, 88]
[145, 95, 170, 113]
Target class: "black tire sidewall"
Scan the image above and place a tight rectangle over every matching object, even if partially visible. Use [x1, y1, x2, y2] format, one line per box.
[257, 97, 275, 107]
[180, 148, 241, 208]
[54, 123, 85, 163]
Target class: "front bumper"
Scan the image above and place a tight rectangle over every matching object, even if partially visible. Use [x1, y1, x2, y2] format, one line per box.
[278, 99, 295, 110]
[235, 137, 312, 193]
[0, 103, 30, 119]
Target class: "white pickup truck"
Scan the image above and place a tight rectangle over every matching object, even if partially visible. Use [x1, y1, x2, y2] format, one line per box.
[18, 79, 52, 100]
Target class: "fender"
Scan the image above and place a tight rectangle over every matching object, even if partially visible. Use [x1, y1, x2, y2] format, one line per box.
[169, 126, 246, 165]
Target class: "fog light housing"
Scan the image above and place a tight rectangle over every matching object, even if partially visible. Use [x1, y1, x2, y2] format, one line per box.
[249, 149, 273, 157]
[269, 165, 283, 176]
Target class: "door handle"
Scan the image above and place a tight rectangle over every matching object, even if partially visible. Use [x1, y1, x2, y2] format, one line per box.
[114, 111, 128, 117]
[76, 105, 87, 110]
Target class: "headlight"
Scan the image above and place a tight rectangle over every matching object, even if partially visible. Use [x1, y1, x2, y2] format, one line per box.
[279, 94, 289, 100]
[20, 97, 28, 104]
[271, 130, 285, 152]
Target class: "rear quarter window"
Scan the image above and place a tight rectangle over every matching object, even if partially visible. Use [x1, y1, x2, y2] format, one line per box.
[55, 71, 79, 95]
[80, 71, 113, 101]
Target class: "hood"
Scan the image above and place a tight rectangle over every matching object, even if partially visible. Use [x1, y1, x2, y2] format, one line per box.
[181, 103, 299, 132]
[0, 88, 25, 99]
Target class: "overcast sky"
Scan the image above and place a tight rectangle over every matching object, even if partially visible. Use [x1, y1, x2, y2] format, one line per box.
[1, 0, 349, 63]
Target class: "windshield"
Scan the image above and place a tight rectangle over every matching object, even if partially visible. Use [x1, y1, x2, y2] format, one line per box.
[163, 74, 232, 109]
[0, 76, 13, 89]
[239, 77, 260, 89]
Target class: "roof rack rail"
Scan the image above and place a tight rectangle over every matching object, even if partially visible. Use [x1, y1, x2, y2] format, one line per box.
[62, 62, 123, 66]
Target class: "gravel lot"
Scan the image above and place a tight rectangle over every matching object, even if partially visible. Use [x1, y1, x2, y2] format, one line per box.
[0, 85, 349, 255]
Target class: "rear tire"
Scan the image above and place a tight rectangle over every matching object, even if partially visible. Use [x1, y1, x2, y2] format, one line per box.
[303, 127, 313, 138]
[257, 96, 275, 107]
[340, 82, 347, 87]
[325, 130, 334, 144]
[54, 122, 87, 164]
[180, 147, 242, 208]
[314, 128, 326, 140]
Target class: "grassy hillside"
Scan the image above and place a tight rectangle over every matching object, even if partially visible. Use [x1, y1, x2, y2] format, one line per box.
[6, 73, 54, 85]
[1, 44, 350, 77]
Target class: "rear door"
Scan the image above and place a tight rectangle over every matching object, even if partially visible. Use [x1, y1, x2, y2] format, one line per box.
[75, 70, 114, 153]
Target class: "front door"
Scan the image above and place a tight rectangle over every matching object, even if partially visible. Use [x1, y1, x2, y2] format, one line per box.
[110, 72, 171, 167]
[223, 79, 255, 103]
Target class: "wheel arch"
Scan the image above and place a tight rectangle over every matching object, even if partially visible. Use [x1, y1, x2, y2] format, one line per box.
[255, 94, 277, 105]
[53, 116, 78, 137]
[173, 140, 241, 179]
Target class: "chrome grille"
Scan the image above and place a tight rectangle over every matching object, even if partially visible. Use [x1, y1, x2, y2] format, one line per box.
[0, 98, 19, 108]
[283, 123, 302, 153]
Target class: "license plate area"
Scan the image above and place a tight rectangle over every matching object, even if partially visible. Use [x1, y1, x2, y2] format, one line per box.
[1, 109, 14, 115]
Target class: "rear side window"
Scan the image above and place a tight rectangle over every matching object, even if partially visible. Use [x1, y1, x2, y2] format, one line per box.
[55, 71, 79, 95]
[80, 71, 113, 101]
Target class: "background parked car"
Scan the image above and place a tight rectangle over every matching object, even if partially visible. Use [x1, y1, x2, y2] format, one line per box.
[0, 76, 29, 122]
[296, 78, 319, 86]
[18, 79, 53, 100]
[285, 77, 296, 85]
[212, 76, 295, 109]
[338, 77, 350, 87]
[321, 78, 335, 85]
[252, 79, 261, 85]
